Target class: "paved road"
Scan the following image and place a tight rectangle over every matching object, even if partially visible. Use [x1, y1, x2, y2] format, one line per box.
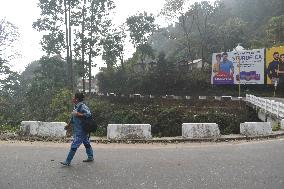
[0, 139, 283, 189]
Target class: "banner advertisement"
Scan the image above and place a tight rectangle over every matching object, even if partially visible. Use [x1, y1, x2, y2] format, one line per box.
[266, 46, 284, 85]
[211, 49, 265, 85]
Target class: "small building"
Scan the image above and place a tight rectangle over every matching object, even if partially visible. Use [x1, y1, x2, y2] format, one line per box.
[188, 59, 209, 70]
[177, 59, 209, 71]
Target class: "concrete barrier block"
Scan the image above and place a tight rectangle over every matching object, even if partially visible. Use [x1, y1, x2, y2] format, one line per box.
[133, 94, 141, 99]
[166, 95, 175, 99]
[182, 123, 220, 138]
[240, 122, 272, 136]
[185, 96, 191, 100]
[221, 96, 232, 100]
[108, 93, 116, 97]
[199, 96, 207, 100]
[107, 124, 152, 139]
[281, 119, 284, 130]
[20, 121, 66, 137]
[149, 95, 155, 99]
[20, 121, 39, 136]
[173, 96, 182, 100]
[214, 96, 221, 101]
[232, 97, 242, 101]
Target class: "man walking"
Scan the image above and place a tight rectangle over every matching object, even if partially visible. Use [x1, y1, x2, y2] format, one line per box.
[61, 92, 94, 166]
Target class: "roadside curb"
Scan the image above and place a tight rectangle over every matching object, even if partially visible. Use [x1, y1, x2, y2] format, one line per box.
[1, 131, 284, 143]
[89, 131, 284, 144]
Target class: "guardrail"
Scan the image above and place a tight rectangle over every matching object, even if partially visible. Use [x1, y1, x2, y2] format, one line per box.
[246, 94, 284, 119]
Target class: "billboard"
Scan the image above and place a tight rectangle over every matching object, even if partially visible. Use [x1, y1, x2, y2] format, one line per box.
[211, 49, 265, 84]
[266, 46, 284, 85]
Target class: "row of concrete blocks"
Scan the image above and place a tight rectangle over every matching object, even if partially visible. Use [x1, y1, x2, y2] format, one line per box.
[101, 93, 242, 101]
[20, 120, 284, 138]
[107, 122, 278, 139]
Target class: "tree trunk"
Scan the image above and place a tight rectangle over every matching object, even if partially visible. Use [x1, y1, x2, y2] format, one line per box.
[88, 45, 92, 94]
[81, 0, 86, 92]
[64, 0, 70, 89]
[120, 55, 125, 71]
[68, 0, 73, 92]
[201, 45, 204, 69]
[88, 1, 95, 94]
[180, 14, 193, 61]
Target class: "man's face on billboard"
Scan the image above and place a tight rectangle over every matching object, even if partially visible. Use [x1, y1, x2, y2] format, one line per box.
[222, 55, 228, 61]
[216, 55, 221, 61]
[273, 53, 279, 60]
[280, 55, 284, 62]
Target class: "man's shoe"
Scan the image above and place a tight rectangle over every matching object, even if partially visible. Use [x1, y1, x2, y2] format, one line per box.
[82, 158, 94, 162]
[60, 161, 70, 166]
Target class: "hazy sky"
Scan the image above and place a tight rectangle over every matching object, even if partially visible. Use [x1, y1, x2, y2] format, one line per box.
[0, 0, 211, 74]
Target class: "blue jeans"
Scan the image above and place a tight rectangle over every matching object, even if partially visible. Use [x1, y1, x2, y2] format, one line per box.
[71, 135, 91, 149]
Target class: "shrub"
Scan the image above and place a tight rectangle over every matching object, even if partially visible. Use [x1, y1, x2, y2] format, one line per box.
[152, 108, 186, 137]
[0, 124, 19, 134]
[67, 98, 260, 137]
[193, 111, 240, 135]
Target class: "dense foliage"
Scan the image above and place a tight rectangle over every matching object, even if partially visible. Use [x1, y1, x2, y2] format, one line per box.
[87, 97, 260, 137]
[96, 0, 284, 96]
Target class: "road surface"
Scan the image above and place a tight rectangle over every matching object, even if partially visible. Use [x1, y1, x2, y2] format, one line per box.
[0, 139, 283, 189]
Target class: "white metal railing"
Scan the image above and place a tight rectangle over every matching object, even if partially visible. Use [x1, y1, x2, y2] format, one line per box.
[246, 94, 284, 119]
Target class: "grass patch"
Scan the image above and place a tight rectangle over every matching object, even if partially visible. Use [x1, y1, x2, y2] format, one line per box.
[0, 125, 20, 134]
[272, 123, 281, 131]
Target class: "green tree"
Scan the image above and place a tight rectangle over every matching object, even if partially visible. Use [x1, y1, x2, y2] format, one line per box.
[0, 19, 23, 127]
[34, 0, 115, 93]
[126, 12, 156, 65]
[191, 1, 221, 66]
[161, 0, 195, 60]
[102, 26, 126, 70]
[0, 18, 19, 64]
[265, 15, 284, 46]
[218, 17, 247, 51]
[0, 18, 19, 84]
[50, 88, 73, 122]
[33, 0, 80, 90]
[25, 56, 69, 121]
[72, 0, 115, 93]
